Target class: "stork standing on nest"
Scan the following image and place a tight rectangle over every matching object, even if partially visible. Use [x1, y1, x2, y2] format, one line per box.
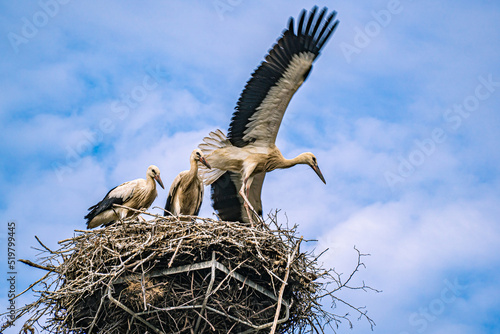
[199, 7, 337, 224]
[164, 149, 211, 216]
[85, 165, 164, 229]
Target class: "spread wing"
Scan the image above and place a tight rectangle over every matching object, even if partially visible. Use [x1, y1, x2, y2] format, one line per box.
[211, 171, 265, 224]
[227, 6, 339, 147]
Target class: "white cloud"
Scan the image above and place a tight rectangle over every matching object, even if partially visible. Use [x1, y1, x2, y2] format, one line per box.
[1, 1, 500, 333]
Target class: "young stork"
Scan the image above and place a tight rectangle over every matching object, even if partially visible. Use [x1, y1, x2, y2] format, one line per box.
[199, 7, 337, 224]
[85, 165, 164, 229]
[164, 149, 211, 216]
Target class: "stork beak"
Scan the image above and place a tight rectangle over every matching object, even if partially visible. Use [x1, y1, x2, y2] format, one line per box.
[155, 175, 165, 189]
[200, 156, 211, 169]
[312, 165, 326, 184]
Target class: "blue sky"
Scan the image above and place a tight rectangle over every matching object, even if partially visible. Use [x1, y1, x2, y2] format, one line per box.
[1, 1, 500, 333]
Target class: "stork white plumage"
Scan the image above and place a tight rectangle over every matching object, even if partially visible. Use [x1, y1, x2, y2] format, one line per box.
[199, 7, 337, 224]
[164, 149, 211, 217]
[85, 165, 165, 229]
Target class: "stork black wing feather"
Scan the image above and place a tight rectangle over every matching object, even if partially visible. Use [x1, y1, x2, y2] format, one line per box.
[164, 193, 174, 216]
[211, 171, 264, 223]
[317, 11, 339, 52]
[311, 7, 328, 42]
[297, 9, 307, 35]
[303, 6, 318, 50]
[211, 172, 244, 222]
[85, 185, 124, 223]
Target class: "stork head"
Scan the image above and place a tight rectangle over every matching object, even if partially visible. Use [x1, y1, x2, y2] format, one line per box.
[302, 152, 326, 184]
[192, 149, 211, 169]
[147, 165, 165, 189]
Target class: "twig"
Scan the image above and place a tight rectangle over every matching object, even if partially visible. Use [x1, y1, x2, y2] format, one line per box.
[107, 287, 164, 334]
[113, 204, 166, 219]
[269, 236, 303, 334]
[19, 259, 58, 273]
[12, 271, 51, 300]
[34, 236, 56, 254]
[88, 287, 108, 334]
[168, 239, 183, 268]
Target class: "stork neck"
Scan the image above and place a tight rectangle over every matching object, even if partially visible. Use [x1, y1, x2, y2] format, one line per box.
[147, 174, 156, 189]
[270, 153, 307, 171]
[186, 158, 200, 181]
[281, 154, 306, 168]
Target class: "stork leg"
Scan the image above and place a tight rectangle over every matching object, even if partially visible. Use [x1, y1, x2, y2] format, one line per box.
[239, 187, 255, 226]
[239, 177, 260, 227]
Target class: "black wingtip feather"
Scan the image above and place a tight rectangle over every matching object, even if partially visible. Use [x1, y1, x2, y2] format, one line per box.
[84, 196, 124, 223]
[298, 9, 307, 36]
[311, 7, 328, 43]
[288, 17, 294, 35]
[303, 6, 318, 50]
[164, 194, 173, 216]
[317, 14, 339, 52]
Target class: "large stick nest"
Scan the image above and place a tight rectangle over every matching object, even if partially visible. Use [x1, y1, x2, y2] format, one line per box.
[2, 211, 377, 333]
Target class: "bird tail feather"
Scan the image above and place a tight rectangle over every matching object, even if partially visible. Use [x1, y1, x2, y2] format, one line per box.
[198, 129, 231, 185]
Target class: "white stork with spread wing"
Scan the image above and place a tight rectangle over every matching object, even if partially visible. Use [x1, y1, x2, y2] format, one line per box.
[85, 165, 165, 229]
[199, 7, 338, 224]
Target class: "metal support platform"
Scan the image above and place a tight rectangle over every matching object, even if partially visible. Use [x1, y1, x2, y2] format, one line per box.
[107, 251, 290, 333]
